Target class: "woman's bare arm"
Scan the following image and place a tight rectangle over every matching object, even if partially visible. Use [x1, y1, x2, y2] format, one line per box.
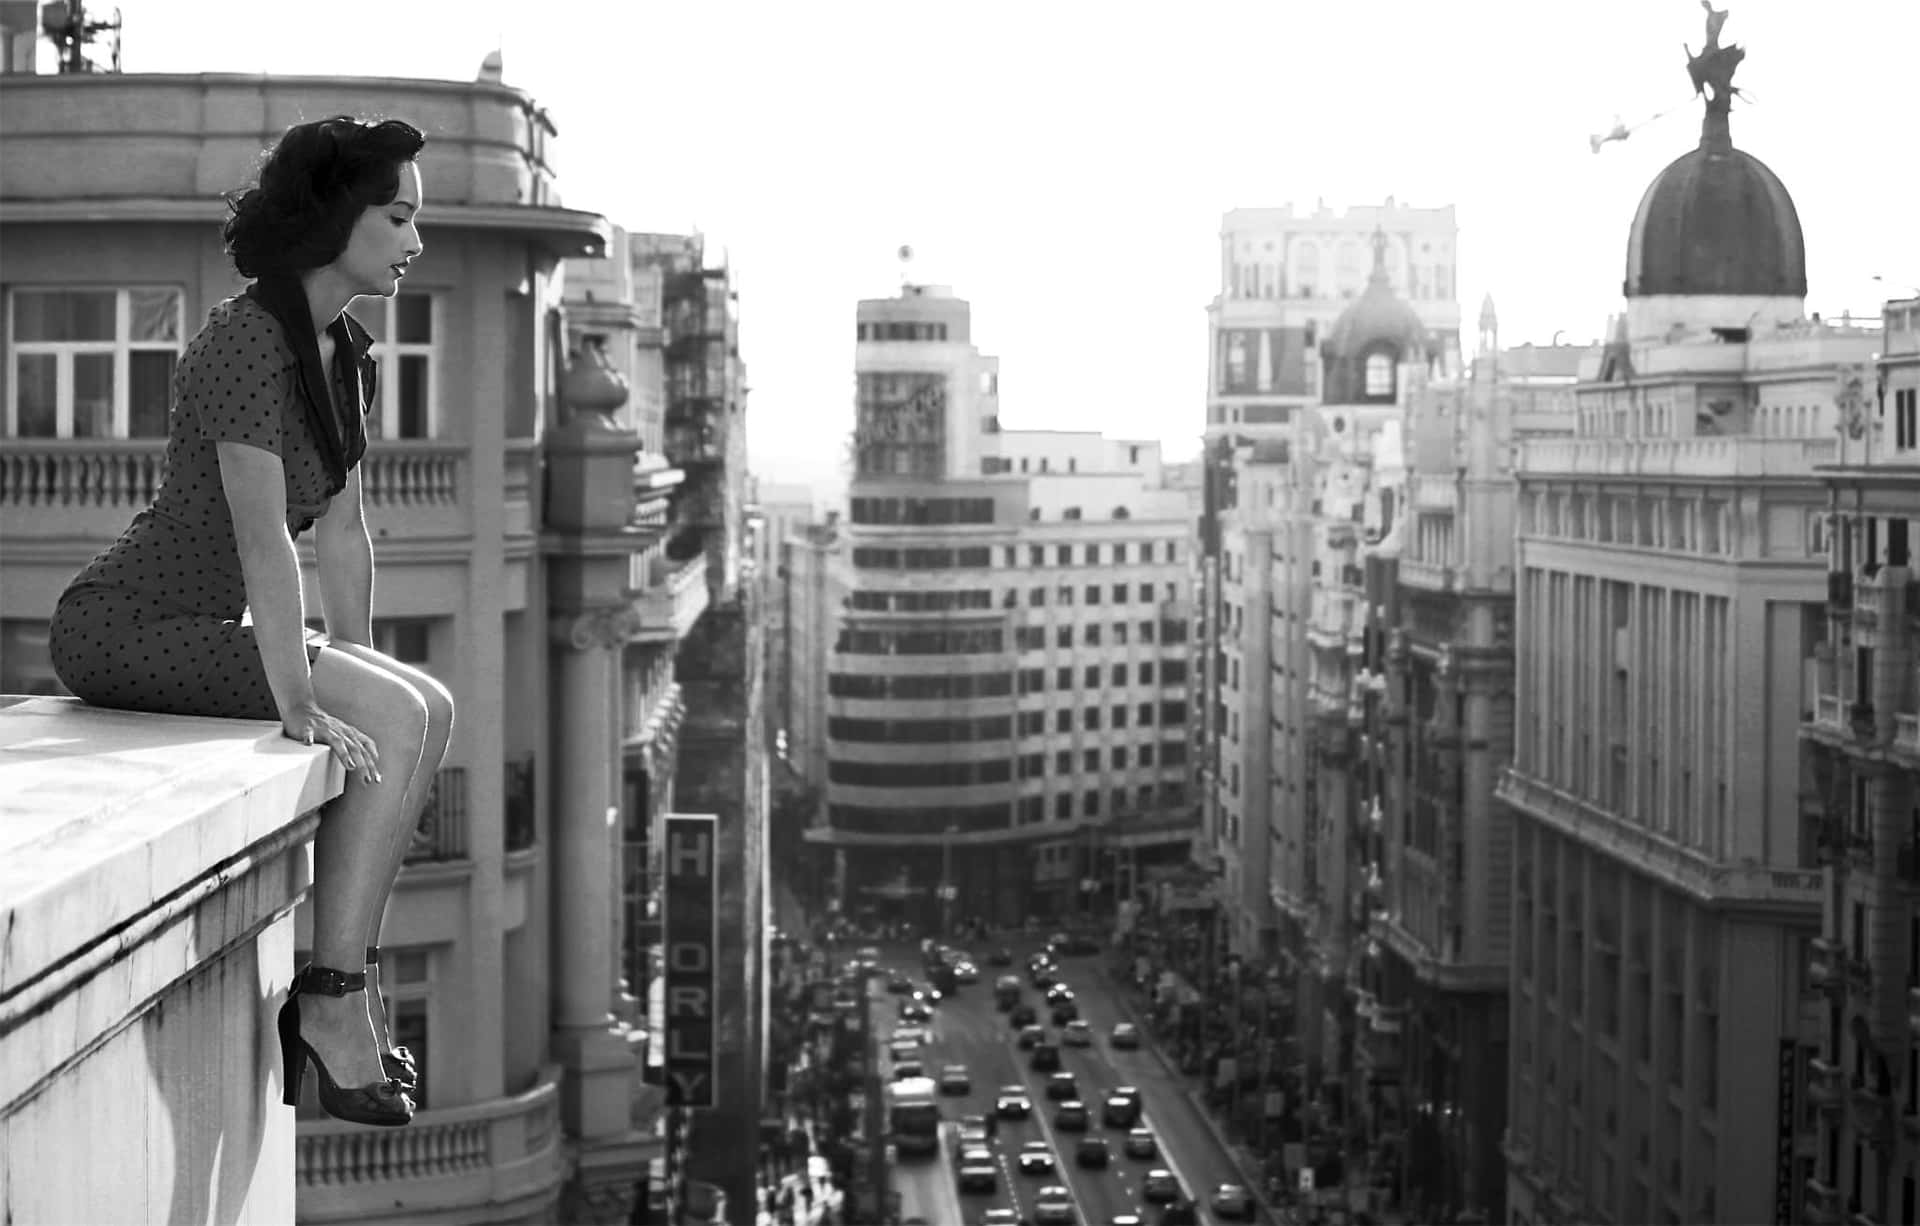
[314, 466, 374, 648]
[216, 440, 316, 719]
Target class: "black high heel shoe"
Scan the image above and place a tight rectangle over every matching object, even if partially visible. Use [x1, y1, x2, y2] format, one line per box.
[365, 946, 419, 1088]
[279, 964, 415, 1127]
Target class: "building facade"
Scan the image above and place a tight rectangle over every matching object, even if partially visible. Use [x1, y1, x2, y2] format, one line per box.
[1800, 293, 1920, 1226]
[796, 284, 1197, 931]
[0, 64, 758, 1224]
[1499, 27, 1879, 1225]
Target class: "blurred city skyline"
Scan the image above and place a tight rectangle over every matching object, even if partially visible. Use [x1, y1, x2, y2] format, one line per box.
[110, 0, 1920, 489]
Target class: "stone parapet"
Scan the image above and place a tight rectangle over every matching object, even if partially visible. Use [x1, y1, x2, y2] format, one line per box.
[1, 695, 337, 1224]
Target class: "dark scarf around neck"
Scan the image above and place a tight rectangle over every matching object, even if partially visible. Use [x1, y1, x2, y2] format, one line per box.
[245, 274, 371, 497]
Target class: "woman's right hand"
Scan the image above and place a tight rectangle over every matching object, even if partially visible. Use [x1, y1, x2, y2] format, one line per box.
[283, 702, 382, 784]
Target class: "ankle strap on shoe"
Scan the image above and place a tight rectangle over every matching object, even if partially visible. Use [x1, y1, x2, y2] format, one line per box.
[295, 964, 367, 996]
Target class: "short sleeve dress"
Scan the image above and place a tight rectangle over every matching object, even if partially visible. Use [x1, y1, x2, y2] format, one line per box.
[48, 294, 374, 721]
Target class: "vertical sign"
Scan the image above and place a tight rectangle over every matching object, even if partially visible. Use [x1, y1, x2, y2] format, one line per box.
[664, 814, 718, 1108]
[1774, 1038, 1796, 1224]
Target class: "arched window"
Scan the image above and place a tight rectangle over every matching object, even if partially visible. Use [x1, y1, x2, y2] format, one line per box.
[1364, 352, 1394, 398]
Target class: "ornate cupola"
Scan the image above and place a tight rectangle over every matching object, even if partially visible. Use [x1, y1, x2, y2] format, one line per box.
[1321, 228, 1429, 405]
[1621, 5, 1806, 338]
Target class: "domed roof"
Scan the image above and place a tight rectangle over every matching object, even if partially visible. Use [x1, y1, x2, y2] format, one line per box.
[1623, 18, 1806, 299]
[1624, 142, 1805, 298]
[1324, 229, 1428, 359]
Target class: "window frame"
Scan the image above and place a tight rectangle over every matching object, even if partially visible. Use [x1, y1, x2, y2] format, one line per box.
[362, 290, 441, 440]
[5, 286, 186, 438]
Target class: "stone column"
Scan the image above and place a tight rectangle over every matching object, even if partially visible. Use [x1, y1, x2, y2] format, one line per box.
[550, 607, 642, 1139]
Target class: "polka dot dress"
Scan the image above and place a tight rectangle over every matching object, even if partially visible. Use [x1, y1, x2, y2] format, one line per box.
[48, 295, 366, 721]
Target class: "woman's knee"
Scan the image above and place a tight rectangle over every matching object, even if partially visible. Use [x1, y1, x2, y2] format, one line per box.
[314, 654, 431, 751]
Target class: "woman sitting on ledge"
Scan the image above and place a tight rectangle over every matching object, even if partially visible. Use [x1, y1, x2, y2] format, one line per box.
[47, 115, 452, 1128]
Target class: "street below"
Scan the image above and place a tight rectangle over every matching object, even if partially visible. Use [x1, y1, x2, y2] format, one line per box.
[872, 936, 1269, 1225]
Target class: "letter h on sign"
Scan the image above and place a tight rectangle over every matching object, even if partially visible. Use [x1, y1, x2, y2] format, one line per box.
[663, 814, 718, 1108]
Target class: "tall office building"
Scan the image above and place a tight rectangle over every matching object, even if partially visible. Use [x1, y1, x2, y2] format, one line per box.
[1800, 294, 1920, 1226]
[1497, 24, 1882, 1225]
[795, 284, 1198, 929]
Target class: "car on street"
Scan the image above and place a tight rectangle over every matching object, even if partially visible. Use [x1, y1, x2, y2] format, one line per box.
[1142, 1169, 1183, 1204]
[1016, 1140, 1056, 1175]
[1209, 1183, 1257, 1221]
[1017, 1024, 1047, 1049]
[1102, 1091, 1140, 1128]
[1045, 983, 1075, 1006]
[1032, 1184, 1076, 1224]
[995, 1085, 1032, 1119]
[898, 999, 933, 1024]
[994, 975, 1023, 1009]
[1030, 1042, 1062, 1072]
[1050, 999, 1080, 1026]
[886, 971, 914, 993]
[958, 1111, 996, 1140]
[987, 946, 1014, 966]
[1010, 1003, 1038, 1027]
[1032, 964, 1060, 989]
[852, 946, 882, 973]
[1062, 1019, 1093, 1047]
[890, 1025, 929, 1047]
[1053, 1099, 1089, 1131]
[1123, 1127, 1158, 1159]
[953, 960, 980, 983]
[1157, 1199, 1198, 1225]
[1044, 1070, 1079, 1100]
[956, 1147, 998, 1193]
[1105, 1216, 1142, 1226]
[1073, 1135, 1111, 1168]
[891, 1058, 925, 1080]
[977, 1211, 1020, 1226]
[938, 1063, 971, 1095]
[1109, 1021, 1141, 1049]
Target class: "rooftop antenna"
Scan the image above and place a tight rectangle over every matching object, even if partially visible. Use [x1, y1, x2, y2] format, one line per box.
[42, 0, 121, 73]
[897, 244, 914, 291]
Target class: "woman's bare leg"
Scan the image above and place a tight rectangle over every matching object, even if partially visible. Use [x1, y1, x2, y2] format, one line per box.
[297, 648, 430, 1089]
[325, 642, 456, 1051]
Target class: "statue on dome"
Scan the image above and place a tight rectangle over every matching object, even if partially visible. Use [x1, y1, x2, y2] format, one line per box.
[1685, 1, 1743, 114]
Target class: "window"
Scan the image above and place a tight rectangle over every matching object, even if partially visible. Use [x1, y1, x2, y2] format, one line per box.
[362, 292, 439, 438]
[1083, 708, 1101, 730]
[1086, 625, 1103, 647]
[1082, 790, 1099, 815]
[1140, 744, 1155, 766]
[1111, 704, 1127, 728]
[1057, 627, 1074, 649]
[1030, 545, 1045, 566]
[1139, 583, 1154, 602]
[1086, 544, 1101, 565]
[373, 617, 433, 665]
[1085, 585, 1101, 605]
[7, 287, 184, 438]
[1055, 751, 1071, 773]
[1055, 710, 1072, 733]
[1113, 584, 1129, 603]
[1057, 545, 1073, 565]
[1113, 544, 1127, 563]
[1056, 666, 1073, 689]
[1084, 665, 1100, 687]
[1083, 749, 1099, 771]
[1029, 587, 1046, 607]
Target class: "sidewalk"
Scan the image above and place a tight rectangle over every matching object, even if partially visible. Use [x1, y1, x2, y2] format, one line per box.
[753, 1114, 845, 1226]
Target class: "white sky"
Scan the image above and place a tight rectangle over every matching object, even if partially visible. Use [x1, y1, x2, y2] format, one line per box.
[112, 0, 1920, 489]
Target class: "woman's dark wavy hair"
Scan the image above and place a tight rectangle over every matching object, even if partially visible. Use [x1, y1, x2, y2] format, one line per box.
[223, 115, 426, 279]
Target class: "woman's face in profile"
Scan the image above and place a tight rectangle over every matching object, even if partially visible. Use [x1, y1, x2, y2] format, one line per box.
[337, 161, 424, 300]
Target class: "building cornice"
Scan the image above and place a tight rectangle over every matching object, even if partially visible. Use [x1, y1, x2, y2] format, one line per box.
[0, 198, 611, 258]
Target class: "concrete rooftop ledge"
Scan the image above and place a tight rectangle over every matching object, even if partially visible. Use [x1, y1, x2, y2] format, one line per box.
[1, 695, 340, 1224]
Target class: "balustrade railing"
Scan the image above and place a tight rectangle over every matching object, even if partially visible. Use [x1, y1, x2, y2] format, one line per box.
[296, 1065, 560, 1203]
[404, 766, 469, 864]
[359, 442, 461, 507]
[0, 438, 166, 510]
